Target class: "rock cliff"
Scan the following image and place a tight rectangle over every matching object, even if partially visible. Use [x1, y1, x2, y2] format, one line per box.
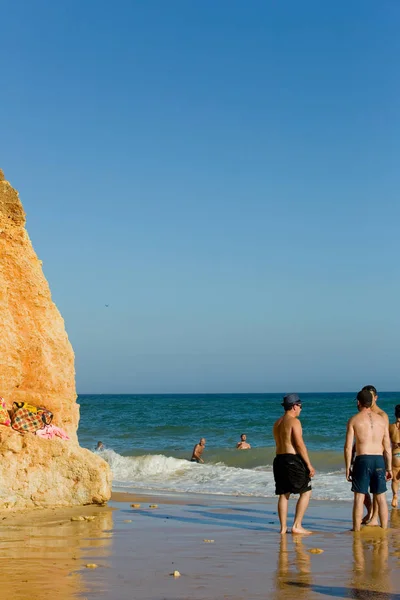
[0, 169, 112, 508]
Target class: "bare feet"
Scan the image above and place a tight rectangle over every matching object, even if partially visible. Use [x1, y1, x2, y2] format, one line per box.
[368, 519, 379, 527]
[361, 515, 370, 525]
[280, 528, 287, 534]
[291, 526, 312, 535]
[392, 495, 398, 508]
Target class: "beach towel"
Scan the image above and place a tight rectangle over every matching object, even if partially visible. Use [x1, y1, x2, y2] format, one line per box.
[36, 424, 70, 440]
[0, 397, 11, 427]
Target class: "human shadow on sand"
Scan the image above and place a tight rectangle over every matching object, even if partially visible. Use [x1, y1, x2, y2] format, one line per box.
[120, 508, 273, 531]
[286, 581, 400, 599]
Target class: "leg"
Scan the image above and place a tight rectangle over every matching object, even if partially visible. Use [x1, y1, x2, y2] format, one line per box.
[292, 490, 312, 534]
[391, 477, 398, 508]
[391, 465, 400, 508]
[352, 493, 365, 532]
[375, 492, 388, 529]
[368, 494, 380, 526]
[278, 493, 290, 534]
[361, 493, 372, 524]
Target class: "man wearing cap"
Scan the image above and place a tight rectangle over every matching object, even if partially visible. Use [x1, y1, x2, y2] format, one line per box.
[344, 389, 392, 531]
[273, 394, 315, 535]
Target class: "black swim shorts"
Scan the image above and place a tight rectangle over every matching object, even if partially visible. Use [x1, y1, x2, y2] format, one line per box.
[351, 455, 387, 495]
[273, 454, 312, 495]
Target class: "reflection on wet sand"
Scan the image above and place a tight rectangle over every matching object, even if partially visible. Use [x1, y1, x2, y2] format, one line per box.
[350, 529, 391, 598]
[0, 508, 113, 600]
[274, 535, 312, 600]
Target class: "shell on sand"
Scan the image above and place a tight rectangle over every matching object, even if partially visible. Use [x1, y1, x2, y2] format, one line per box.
[308, 548, 324, 554]
[130, 504, 141, 508]
[171, 570, 181, 577]
[85, 564, 98, 569]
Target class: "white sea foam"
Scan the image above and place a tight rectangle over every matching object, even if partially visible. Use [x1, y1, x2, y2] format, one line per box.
[100, 449, 353, 501]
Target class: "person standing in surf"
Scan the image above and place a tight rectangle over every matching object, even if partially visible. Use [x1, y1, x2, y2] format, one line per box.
[273, 394, 315, 535]
[344, 389, 392, 531]
[360, 385, 389, 526]
[236, 433, 251, 449]
[191, 438, 206, 463]
[389, 404, 400, 508]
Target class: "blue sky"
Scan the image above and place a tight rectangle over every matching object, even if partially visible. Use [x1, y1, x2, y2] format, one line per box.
[1, 1, 400, 393]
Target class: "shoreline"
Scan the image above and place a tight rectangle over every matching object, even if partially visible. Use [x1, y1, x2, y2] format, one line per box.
[0, 492, 399, 599]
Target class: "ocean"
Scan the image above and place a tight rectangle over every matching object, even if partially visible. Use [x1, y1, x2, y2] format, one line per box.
[77, 392, 399, 502]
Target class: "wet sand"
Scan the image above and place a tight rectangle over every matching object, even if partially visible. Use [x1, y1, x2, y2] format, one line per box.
[0, 493, 399, 599]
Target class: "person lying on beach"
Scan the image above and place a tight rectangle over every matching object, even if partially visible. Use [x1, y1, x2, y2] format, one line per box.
[360, 385, 389, 526]
[236, 433, 251, 450]
[344, 389, 392, 531]
[389, 404, 400, 508]
[191, 438, 206, 463]
[273, 394, 315, 535]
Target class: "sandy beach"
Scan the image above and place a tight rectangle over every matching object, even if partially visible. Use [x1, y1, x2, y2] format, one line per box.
[0, 493, 399, 600]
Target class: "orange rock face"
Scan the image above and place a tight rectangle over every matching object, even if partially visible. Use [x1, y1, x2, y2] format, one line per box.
[0, 169, 112, 508]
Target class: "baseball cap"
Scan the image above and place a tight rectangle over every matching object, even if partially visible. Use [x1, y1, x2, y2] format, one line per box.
[281, 393, 302, 409]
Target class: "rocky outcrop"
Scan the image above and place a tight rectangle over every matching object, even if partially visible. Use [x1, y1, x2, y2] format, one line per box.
[0, 169, 112, 508]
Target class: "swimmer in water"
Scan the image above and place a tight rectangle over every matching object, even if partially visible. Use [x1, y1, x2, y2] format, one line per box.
[236, 433, 251, 450]
[191, 438, 206, 463]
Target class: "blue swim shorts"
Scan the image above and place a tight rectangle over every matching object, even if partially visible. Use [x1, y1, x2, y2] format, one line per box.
[351, 455, 387, 495]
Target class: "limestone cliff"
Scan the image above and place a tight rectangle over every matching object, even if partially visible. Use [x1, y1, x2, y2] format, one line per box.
[0, 169, 112, 508]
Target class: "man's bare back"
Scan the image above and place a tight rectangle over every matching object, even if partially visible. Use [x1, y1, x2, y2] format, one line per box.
[348, 410, 389, 457]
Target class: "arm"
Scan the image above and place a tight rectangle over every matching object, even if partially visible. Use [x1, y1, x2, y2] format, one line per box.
[383, 426, 392, 479]
[292, 421, 315, 477]
[344, 419, 354, 481]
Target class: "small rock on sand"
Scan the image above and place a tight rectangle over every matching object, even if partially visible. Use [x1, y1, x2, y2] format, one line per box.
[130, 504, 141, 508]
[308, 548, 324, 554]
[149, 504, 158, 508]
[171, 570, 181, 577]
[85, 564, 98, 569]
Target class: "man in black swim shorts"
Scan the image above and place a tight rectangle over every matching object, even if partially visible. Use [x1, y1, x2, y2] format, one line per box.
[273, 394, 315, 534]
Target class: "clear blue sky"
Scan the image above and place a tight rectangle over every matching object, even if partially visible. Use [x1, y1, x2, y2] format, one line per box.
[1, 1, 400, 393]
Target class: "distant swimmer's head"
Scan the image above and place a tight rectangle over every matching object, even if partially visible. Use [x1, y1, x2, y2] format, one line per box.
[282, 393, 302, 412]
[395, 405, 400, 420]
[200, 438, 206, 446]
[240, 434, 247, 441]
[362, 385, 378, 404]
[357, 389, 373, 409]
[96, 441, 104, 450]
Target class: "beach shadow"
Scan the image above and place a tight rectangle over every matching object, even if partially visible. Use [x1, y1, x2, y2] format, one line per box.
[187, 508, 347, 533]
[286, 581, 400, 599]
[229, 506, 349, 524]
[120, 508, 273, 531]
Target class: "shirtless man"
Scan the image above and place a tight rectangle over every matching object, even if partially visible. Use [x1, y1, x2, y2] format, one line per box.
[361, 385, 390, 526]
[389, 404, 400, 508]
[273, 394, 315, 535]
[191, 438, 206, 463]
[344, 389, 392, 531]
[236, 433, 251, 450]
